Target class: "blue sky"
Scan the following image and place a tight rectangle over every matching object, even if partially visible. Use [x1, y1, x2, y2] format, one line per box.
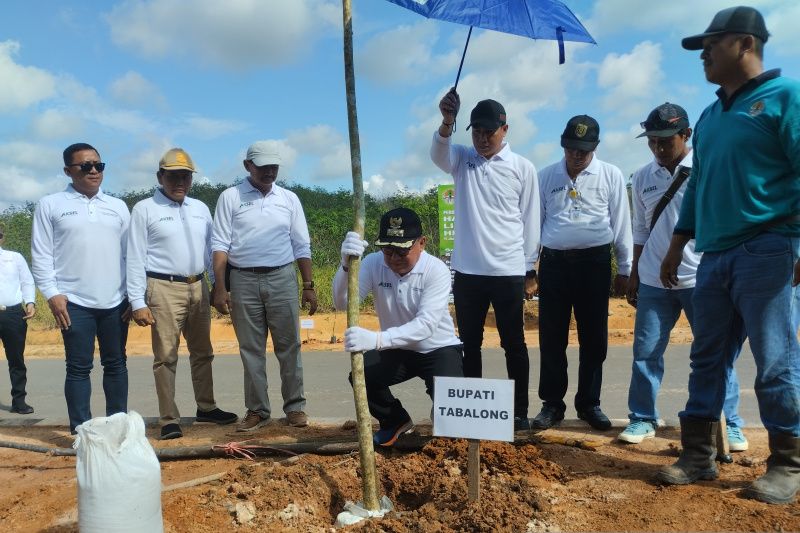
[1, 0, 798, 209]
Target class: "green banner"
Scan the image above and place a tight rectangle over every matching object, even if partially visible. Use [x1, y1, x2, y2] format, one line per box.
[438, 184, 455, 257]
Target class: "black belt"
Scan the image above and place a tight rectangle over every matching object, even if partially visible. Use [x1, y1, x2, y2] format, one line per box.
[146, 271, 203, 283]
[229, 263, 290, 274]
[0, 304, 22, 312]
[541, 243, 610, 258]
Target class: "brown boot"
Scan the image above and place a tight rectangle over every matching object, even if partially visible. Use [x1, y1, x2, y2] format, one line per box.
[656, 416, 718, 485]
[743, 432, 800, 504]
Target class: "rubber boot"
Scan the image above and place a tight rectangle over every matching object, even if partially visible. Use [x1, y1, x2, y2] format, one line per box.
[656, 417, 718, 485]
[743, 432, 800, 504]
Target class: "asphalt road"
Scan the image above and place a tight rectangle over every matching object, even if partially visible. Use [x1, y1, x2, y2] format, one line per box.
[0, 344, 761, 428]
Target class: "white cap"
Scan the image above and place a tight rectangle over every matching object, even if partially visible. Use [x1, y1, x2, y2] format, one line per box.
[246, 140, 281, 166]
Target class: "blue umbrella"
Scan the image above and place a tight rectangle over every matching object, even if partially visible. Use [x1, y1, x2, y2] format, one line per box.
[385, 0, 596, 86]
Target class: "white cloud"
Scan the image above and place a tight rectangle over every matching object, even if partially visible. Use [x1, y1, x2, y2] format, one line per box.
[176, 116, 246, 140]
[0, 142, 67, 209]
[30, 109, 84, 140]
[595, 125, 653, 178]
[766, 4, 800, 57]
[109, 71, 167, 110]
[597, 41, 664, 119]
[287, 125, 351, 180]
[107, 0, 339, 69]
[0, 41, 57, 113]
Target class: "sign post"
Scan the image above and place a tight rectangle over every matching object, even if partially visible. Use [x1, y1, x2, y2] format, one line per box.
[433, 377, 514, 502]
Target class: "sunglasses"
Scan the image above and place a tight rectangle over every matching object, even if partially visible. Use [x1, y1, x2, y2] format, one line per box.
[67, 162, 106, 172]
[380, 240, 417, 258]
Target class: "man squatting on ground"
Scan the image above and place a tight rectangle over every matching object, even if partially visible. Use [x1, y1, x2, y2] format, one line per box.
[432, 89, 540, 431]
[656, 6, 800, 505]
[333, 207, 464, 446]
[0, 224, 36, 414]
[211, 141, 316, 432]
[620, 103, 747, 450]
[32, 143, 130, 434]
[127, 148, 238, 440]
[531, 115, 632, 431]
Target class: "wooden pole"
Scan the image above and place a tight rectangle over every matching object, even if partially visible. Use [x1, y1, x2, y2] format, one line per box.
[342, 0, 380, 512]
[467, 439, 480, 502]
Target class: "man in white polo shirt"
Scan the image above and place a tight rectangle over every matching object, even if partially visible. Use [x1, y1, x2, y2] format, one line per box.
[0, 225, 36, 414]
[333, 207, 464, 446]
[620, 103, 747, 449]
[532, 115, 633, 431]
[432, 89, 540, 431]
[32, 142, 130, 433]
[211, 141, 317, 432]
[127, 148, 237, 440]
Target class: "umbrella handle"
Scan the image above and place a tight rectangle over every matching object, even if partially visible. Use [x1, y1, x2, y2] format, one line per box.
[557, 26, 565, 65]
[454, 26, 473, 90]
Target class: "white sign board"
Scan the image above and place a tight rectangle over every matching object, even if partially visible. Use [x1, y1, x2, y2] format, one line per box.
[433, 376, 514, 442]
[300, 319, 314, 329]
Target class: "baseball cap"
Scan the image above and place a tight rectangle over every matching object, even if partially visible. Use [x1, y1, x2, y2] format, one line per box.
[467, 99, 507, 130]
[374, 207, 422, 248]
[636, 103, 690, 138]
[159, 148, 196, 172]
[246, 141, 282, 166]
[561, 115, 600, 151]
[682, 6, 769, 50]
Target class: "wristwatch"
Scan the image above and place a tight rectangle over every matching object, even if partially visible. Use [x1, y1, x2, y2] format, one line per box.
[525, 269, 537, 279]
[302, 281, 315, 289]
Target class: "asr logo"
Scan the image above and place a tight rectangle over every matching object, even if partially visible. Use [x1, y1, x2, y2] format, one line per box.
[239, 201, 254, 208]
[574, 123, 588, 138]
[60, 211, 78, 217]
[159, 216, 174, 222]
[378, 281, 393, 289]
[551, 186, 565, 194]
[643, 185, 657, 193]
[466, 161, 476, 169]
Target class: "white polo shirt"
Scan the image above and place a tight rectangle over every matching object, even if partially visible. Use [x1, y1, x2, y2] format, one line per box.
[127, 189, 214, 311]
[211, 181, 311, 267]
[332, 251, 461, 354]
[0, 248, 35, 307]
[430, 132, 540, 276]
[632, 152, 699, 289]
[538, 156, 633, 275]
[32, 185, 129, 309]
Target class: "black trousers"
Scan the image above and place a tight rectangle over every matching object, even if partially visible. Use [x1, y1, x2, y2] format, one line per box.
[0, 304, 28, 406]
[453, 272, 529, 419]
[538, 245, 611, 413]
[349, 345, 463, 429]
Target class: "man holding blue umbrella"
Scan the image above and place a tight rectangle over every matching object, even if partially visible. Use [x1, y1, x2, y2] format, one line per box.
[431, 88, 540, 430]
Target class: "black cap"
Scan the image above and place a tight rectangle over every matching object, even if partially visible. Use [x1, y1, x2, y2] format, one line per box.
[374, 207, 422, 248]
[467, 99, 507, 130]
[682, 6, 769, 50]
[561, 115, 600, 151]
[636, 103, 690, 138]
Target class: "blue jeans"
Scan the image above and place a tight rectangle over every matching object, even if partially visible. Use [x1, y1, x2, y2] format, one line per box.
[628, 283, 744, 426]
[62, 301, 129, 432]
[681, 233, 800, 435]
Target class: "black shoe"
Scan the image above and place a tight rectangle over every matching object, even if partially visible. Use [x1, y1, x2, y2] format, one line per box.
[577, 407, 612, 430]
[160, 423, 183, 440]
[196, 408, 238, 425]
[531, 406, 565, 430]
[10, 402, 34, 415]
[514, 417, 532, 431]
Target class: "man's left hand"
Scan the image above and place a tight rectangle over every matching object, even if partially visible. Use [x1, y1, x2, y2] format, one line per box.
[613, 274, 629, 297]
[23, 303, 36, 320]
[302, 288, 318, 315]
[524, 277, 538, 300]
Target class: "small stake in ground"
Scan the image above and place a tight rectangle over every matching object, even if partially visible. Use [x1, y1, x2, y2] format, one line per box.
[467, 439, 480, 502]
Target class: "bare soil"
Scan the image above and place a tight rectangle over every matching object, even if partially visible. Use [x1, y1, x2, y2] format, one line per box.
[5, 299, 794, 532]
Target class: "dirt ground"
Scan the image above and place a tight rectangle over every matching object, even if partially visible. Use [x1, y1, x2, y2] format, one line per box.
[4, 299, 797, 532]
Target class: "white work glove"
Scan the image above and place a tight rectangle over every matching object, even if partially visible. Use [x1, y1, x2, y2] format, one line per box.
[344, 326, 385, 352]
[341, 231, 368, 268]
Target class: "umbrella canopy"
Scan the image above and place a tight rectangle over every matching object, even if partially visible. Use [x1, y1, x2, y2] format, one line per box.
[385, 0, 595, 75]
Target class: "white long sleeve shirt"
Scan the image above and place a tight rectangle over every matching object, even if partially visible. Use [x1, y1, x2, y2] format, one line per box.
[632, 152, 699, 289]
[126, 189, 214, 311]
[0, 248, 35, 307]
[210, 181, 311, 267]
[31, 185, 129, 309]
[538, 156, 633, 275]
[430, 132, 540, 276]
[333, 251, 461, 353]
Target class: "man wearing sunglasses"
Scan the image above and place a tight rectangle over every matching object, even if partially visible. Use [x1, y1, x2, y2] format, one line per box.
[333, 207, 463, 446]
[432, 89, 540, 431]
[0, 225, 36, 414]
[211, 141, 316, 432]
[126, 148, 238, 440]
[31, 143, 131, 434]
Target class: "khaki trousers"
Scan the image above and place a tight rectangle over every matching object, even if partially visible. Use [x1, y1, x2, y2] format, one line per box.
[147, 277, 216, 425]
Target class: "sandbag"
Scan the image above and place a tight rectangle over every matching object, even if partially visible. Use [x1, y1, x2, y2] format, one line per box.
[75, 411, 163, 532]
